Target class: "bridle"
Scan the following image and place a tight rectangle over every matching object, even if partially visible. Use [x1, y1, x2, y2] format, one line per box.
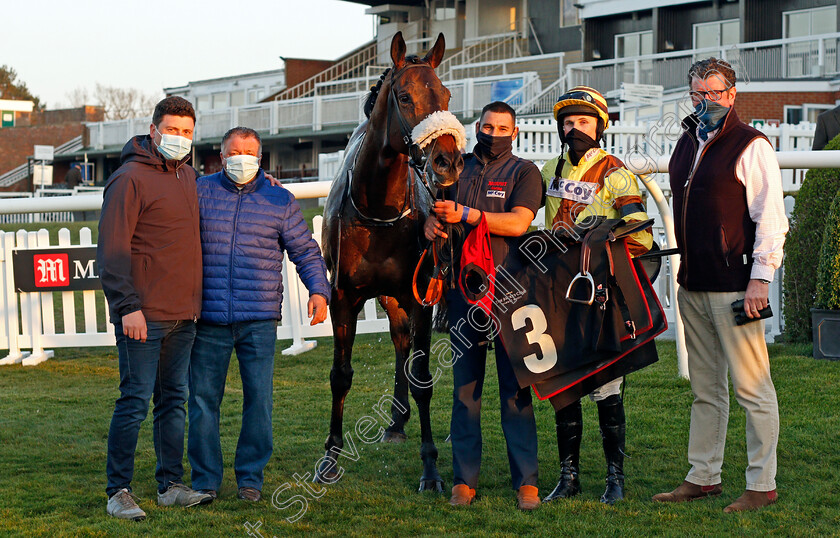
[348, 61, 443, 225]
[387, 61, 437, 172]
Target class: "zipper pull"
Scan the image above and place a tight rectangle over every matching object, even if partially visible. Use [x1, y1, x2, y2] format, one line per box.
[684, 179, 689, 187]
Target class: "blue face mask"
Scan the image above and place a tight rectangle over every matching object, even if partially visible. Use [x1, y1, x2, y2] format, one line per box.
[695, 99, 730, 141]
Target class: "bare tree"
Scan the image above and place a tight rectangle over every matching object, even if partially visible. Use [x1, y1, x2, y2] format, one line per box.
[64, 84, 161, 120]
[65, 87, 90, 108]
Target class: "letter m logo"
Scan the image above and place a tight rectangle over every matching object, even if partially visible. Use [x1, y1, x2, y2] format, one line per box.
[33, 253, 70, 287]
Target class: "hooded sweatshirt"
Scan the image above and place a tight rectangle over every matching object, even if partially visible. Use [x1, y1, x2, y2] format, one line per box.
[97, 135, 202, 323]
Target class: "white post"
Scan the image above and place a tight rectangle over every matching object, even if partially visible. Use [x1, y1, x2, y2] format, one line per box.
[639, 175, 689, 379]
[22, 229, 53, 366]
[281, 252, 317, 356]
[313, 96, 323, 132]
[0, 231, 28, 365]
[58, 228, 77, 336]
[80, 228, 98, 334]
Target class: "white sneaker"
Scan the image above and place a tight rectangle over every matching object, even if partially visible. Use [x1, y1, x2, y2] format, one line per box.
[157, 483, 213, 507]
[107, 488, 146, 521]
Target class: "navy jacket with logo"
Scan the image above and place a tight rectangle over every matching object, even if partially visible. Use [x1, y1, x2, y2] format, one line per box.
[445, 145, 544, 269]
[197, 170, 330, 324]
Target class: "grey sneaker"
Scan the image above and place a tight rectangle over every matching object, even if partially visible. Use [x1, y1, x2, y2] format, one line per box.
[157, 483, 213, 507]
[107, 488, 146, 521]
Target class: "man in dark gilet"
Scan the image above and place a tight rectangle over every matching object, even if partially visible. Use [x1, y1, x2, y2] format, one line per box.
[652, 58, 788, 513]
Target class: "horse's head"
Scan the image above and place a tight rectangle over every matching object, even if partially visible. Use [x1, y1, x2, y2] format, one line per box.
[379, 32, 465, 189]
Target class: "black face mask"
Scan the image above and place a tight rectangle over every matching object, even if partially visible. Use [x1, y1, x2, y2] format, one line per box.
[476, 131, 512, 160]
[563, 128, 600, 166]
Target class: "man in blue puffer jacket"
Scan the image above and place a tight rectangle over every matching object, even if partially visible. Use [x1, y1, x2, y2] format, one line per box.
[188, 127, 330, 503]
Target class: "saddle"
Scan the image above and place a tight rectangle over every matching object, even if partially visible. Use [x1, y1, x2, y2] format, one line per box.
[493, 217, 667, 411]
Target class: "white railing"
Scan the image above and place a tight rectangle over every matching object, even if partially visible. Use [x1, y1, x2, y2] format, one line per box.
[516, 76, 566, 117]
[438, 32, 528, 81]
[513, 119, 816, 193]
[275, 41, 378, 101]
[0, 186, 102, 224]
[567, 32, 840, 94]
[86, 73, 536, 148]
[0, 213, 387, 364]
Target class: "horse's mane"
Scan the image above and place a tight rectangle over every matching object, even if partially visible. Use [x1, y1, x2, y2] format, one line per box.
[362, 56, 428, 118]
[363, 68, 390, 119]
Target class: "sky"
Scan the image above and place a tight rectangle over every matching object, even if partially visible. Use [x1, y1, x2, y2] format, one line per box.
[2, 0, 376, 109]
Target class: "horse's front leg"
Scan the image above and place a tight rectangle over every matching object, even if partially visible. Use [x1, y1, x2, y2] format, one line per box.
[378, 295, 412, 443]
[408, 299, 444, 493]
[316, 287, 364, 482]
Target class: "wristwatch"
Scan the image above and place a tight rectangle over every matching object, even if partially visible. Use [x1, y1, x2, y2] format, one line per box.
[757, 278, 771, 284]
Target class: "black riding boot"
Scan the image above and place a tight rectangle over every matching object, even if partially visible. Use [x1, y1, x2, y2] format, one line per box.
[597, 394, 626, 505]
[543, 400, 582, 502]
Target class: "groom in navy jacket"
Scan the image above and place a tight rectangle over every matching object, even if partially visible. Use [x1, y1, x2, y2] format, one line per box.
[188, 126, 330, 502]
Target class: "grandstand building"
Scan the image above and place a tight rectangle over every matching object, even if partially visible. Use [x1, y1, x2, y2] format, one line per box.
[3, 0, 837, 188]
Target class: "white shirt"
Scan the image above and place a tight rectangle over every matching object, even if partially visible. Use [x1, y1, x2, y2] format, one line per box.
[694, 126, 789, 282]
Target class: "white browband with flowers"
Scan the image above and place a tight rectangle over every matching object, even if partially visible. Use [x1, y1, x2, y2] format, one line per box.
[411, 111, 467, 152]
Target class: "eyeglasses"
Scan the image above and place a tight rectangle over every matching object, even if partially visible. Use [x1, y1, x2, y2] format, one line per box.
[689, 88, 732, 102]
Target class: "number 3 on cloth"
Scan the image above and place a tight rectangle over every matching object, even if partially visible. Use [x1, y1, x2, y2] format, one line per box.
[511, 305, 558, 374]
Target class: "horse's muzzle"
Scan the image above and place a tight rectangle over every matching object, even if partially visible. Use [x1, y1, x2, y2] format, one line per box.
[430, 151, 464, 188]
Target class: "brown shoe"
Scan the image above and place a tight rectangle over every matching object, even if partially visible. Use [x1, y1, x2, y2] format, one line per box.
[652, 480, 722, 503]
[449, 484, 476, 506]
[238, 487, 261, 502]
[723, 489, 777, 513]
[517, 485, 540, 511]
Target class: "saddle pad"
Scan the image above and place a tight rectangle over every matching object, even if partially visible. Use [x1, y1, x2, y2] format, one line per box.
[537, 258, 666, 410]
[494, 233, 657, 389]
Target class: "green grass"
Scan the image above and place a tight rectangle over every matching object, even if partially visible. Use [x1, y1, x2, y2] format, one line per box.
[0, 337, 837, 537]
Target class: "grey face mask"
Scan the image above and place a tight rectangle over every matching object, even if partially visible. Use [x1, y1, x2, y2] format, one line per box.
[695, 100, 730, 140]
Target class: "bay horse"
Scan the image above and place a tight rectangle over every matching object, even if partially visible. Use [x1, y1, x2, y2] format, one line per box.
[319, 32, 465, 491]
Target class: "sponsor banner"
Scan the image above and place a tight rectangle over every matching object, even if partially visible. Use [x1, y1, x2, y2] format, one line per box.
[13, 247, 101, 292]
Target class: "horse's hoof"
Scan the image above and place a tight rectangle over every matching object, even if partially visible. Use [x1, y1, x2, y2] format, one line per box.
[313, 468, 337, 484]
[382, 431, 407, 443]
[418, 478, 445, 493]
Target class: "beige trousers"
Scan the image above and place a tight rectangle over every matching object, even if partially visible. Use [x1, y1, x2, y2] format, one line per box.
[678, 288, 779, 492]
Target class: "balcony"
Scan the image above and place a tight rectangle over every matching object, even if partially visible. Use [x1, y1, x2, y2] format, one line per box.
[84, 72, 544, 150]
[567, 32, 840, 94]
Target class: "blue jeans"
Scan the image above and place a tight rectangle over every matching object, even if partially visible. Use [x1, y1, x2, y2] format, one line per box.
[106, 319, 196, 496]
[447, 292, 539, 490]
[188, 319, 277, 492]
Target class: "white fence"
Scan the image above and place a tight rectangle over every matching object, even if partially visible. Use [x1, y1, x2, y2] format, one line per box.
[0, 213, 388, 365]
[1, 120, 829, 367]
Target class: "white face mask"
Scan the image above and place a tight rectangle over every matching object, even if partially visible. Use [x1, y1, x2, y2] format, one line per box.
[224, 154, 261, 184]
[155, 128, 192, 161]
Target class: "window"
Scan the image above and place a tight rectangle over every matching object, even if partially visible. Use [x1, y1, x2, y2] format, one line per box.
[616, 31, 653, 58]
[615, 31, 654, 84]
[212, 92, 227, 110]
[784, 103, 833, 124]
[196, 95, 211, 112]
[561, 0, 578, 27]
[434, 0, 455, 21]
[693, 20, 739, 49]
[230, 90, 245, 108]
[248, 88, 266, 104]
[784, 6, 837, 77]
[785, 6, 836, 38]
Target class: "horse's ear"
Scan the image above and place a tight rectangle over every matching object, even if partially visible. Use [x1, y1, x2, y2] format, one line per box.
[423, 33, 446, 69]
[390, 31, 406, 70]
